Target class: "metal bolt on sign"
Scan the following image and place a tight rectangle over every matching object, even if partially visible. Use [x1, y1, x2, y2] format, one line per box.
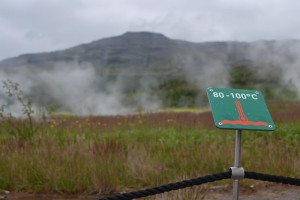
[207, 88, 275, 200]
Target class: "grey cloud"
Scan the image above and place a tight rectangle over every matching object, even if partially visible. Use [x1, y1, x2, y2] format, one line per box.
[1, 0, 300, 59]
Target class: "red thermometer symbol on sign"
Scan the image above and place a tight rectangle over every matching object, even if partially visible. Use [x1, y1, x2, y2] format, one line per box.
[220, 100, 268, 127]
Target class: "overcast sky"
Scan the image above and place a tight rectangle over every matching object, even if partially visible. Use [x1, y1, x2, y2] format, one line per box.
[1, 0, 300, 60]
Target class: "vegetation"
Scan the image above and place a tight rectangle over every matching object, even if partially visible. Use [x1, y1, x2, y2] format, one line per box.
[157, 79, 199, 107]
[229, 64, 298, 100]
[0, 105, 299, 196]
[0, 80, 36, 140]
[122, 63, 298, 109]
[0, 80, 299, 199]
[229, 64, 256, 89]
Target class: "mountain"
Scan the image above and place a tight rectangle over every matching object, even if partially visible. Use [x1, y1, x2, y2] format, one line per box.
[0, 32, 250, 71]
[0, 32, 299, 114]
[2, 31, 298, 75]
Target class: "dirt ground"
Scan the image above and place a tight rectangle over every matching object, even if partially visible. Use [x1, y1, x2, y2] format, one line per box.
[3, 184, 300, 200]
[203, 184, 300, 200]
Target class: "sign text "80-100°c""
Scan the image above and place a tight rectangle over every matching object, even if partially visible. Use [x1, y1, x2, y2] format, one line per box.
[211, 91, 259, 100]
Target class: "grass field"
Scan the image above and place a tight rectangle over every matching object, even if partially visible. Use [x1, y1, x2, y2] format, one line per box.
[0, 102, 299, 198]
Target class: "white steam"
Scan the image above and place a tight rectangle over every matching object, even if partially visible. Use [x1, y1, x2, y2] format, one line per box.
[0, 62, 161, 116]
[1, 40, 300, 116]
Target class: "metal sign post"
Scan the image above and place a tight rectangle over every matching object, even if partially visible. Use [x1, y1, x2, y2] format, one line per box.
[233, 130, 242, 200]
[207, 88, 275, 200]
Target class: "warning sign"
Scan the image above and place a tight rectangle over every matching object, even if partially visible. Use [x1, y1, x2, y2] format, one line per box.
[207, 88, 275, 131]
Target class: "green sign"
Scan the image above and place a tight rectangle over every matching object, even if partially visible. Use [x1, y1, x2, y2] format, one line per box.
[207, 88, 275, 131]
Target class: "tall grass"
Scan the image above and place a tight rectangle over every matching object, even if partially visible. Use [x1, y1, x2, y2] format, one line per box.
[0, 115, 299, 196]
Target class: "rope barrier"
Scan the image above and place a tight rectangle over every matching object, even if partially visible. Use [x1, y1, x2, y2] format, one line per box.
[99, 170, 300, 200]
[99, 171, 231, 200]
[245, 171, 300, 186]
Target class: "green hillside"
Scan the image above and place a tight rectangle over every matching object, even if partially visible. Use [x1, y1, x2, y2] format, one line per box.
[0, 32, 298, 113]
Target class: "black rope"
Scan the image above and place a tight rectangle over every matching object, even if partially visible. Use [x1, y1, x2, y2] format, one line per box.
[99, 170, 300, 200]
[245, 171, 300, 186]
[99, 171, 231, 200]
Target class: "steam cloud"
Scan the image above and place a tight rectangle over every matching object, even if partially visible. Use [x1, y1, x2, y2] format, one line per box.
[1, 40, 300, 116]
[0, 62, 162, 116]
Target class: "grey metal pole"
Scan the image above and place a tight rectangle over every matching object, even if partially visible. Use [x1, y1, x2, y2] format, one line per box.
[233, 129, 242, 200]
